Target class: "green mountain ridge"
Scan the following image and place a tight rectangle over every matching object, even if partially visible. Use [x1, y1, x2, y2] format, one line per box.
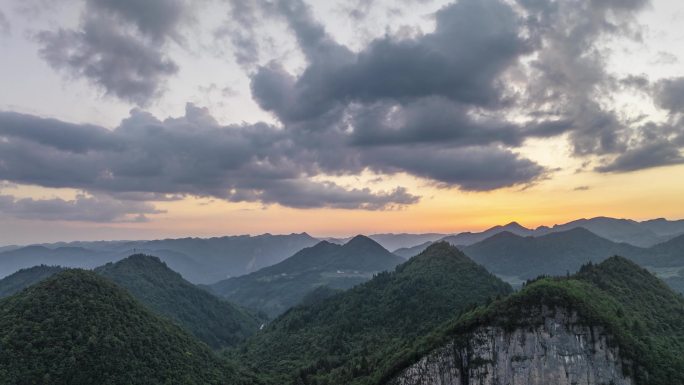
[209, 235, 405, 318]
[95, 254, 262, 349]
[229, 241, 512, 384]
[0, 269, 256, 385]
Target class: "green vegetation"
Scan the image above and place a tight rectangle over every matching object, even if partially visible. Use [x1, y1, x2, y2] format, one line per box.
[210, 236, 404, 318]
[96, 254, 262, 349]
[229, 242, 512, 384]
[0, 269, 257, 385]
[380, 256, 684, 385]
[0, 265, 64, 298]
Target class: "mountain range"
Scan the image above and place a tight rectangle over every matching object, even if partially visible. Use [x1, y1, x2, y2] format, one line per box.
[394, 216, 684, 257]
[2, 216, 683, 286]
[0, 233, 320, 284]
[1, 231, 683, 384]
[229, 242, 512, 384]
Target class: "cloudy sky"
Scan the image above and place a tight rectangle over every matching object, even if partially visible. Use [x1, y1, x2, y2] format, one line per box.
[0, 0, 683, 244]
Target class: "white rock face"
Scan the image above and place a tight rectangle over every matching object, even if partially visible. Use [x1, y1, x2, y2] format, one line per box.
[391, 308, 633, 385]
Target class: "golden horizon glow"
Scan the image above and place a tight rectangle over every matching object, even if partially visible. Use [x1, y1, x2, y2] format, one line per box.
[5, 157, 684, 242]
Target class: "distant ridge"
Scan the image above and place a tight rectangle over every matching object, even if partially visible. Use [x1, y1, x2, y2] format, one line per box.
[0, 233, 320, 284]
[209, 235, 404, 318]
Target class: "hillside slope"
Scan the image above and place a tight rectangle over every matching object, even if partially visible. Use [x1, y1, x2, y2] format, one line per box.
[96, 254, 261, 349]
[0, 265, 64, 298]
[0, 270, 256, 385]
[230, 242, 512, 384]
[210, 235, 404, 317]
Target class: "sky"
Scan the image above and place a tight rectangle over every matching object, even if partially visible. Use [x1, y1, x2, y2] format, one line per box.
[0, 0, 683, 245]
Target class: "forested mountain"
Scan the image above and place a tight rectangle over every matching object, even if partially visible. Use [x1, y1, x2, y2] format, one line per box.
[229, 242, 512, 384]
[0, 265, 64, 298]
[384, 256, 684, 385]
[209, 236, 404, 318]
[0, 270, 257, 385]
[95, 255, 262, 349]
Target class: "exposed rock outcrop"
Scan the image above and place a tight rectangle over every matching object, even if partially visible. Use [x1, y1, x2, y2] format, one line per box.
[390, 308, 633, 385]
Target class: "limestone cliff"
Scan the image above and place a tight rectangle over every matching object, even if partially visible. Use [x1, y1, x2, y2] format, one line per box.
[390, 308, 633, 385]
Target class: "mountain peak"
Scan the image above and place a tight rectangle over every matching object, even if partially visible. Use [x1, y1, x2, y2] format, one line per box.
[0, 269, 240, 384]
[412, 241, 470, 264]
[344, 234, 384, 249]
[503, 221, 527, 229]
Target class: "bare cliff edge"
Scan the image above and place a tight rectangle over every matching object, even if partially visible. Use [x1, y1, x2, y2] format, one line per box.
[390, 306, 632, 385]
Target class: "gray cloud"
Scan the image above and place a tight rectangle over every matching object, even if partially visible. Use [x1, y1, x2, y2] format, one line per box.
[0, 193, 163, 222]
[0, 10, 10, 36]
[597, 140, 684, 172]
[88, 0, 186, 41]
[363, 145, 545, 191]
[243, 0, 548, 190]
[252, 0, 530, 123]
[516, 0, 649, 155]
[0, 106, 420, 210]
[655, 77, 684, 113]
[36, 0, 187, 104]
[217, 0, 273, 70]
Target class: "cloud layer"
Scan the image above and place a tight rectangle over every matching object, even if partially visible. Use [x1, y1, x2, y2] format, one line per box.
[1, 0, 683, 221]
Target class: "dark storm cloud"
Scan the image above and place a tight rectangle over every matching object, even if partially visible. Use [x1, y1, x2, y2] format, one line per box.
[0, 107, 419, 210]
[0, 111, 120, 153]
[363, 145, 545, 191]
[0, 193, 163, 222]
[244, 0, 548, 190]
[252, 0, 530, 123]
[36, 0, 187, 104]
